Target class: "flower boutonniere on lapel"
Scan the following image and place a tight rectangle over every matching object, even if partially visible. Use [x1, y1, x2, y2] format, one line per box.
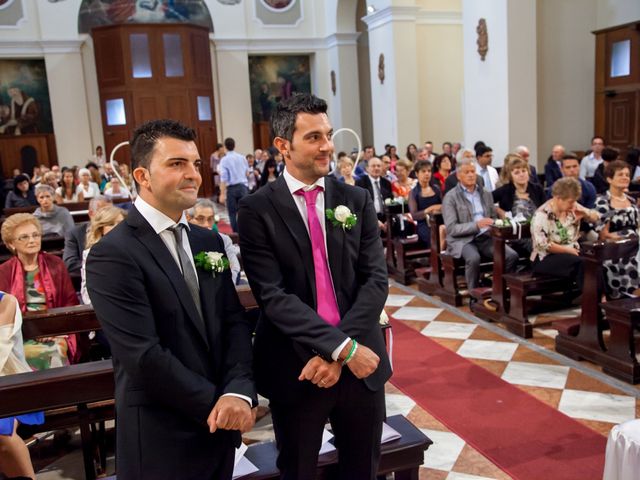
[326, 205, 357, 231]
[194, 251, 229, 277]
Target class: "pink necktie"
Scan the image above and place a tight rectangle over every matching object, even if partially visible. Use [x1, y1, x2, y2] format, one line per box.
[295, 187, 340, 326]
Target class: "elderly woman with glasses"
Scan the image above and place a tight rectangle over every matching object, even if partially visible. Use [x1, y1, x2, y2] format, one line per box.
[0, 214, 79, 369]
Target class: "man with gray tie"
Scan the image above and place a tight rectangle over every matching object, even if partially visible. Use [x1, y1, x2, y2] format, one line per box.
[218, 137, 249, 232]
[356, 156, 393, 230]
[475, 145, 499, 192]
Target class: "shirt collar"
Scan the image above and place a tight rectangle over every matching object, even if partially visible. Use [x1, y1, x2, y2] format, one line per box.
[458, 182, 478, 195]
[134, 195, 190, 235]
[283, 167, 325, 194]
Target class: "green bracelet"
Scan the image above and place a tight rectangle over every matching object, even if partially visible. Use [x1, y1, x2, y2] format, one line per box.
[343, 340, 358, 365]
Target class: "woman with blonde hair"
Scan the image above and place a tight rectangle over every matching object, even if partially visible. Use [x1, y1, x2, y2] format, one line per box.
[0, 292, 42, 479]
[392, 158, 417, 200]
[81, 206, 127, 304]
[338, 155, 357, 186]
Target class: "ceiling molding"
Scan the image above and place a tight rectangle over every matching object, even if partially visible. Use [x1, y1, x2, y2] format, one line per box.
[0, 38, 85, 56]
[213, 32, 359, 53]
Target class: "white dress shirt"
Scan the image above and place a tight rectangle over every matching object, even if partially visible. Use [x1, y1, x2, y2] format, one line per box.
[134, 196, 251, 406]
[282, 168, 350, 361]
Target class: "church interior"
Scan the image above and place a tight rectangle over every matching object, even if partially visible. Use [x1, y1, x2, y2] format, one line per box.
[1, 0, 640, 479]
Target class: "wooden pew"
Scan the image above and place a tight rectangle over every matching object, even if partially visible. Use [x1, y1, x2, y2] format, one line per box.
[101, 414, 432, 480]
[416, 213, 444, 295]
[599, 297, 640, 383]
[555, 238, 639, 383]
[385, 203, 430, 285]
[2, 197, 131, 225]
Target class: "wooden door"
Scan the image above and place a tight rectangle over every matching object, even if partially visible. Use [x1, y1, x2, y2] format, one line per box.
[604, 91, 638, 153]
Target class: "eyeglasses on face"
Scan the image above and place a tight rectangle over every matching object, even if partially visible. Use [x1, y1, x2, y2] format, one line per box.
[15, 232, 41, 243]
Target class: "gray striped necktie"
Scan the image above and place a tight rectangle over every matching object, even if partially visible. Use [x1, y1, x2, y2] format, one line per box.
[168, 224, 203, 321]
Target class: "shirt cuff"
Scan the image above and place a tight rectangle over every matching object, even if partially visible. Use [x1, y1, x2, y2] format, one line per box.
[331, 338, 351, 362]
[221, 393, 253, 407]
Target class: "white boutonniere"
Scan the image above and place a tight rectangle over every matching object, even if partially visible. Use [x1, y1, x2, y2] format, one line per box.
[326, 205, 357, 231]
[193, 251, 230, 277]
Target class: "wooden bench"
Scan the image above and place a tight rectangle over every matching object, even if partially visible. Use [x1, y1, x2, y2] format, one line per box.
[416, 213, 444, 295]
[599, 297, 640, 383]
[555, 238, 640, 383]
[101, 414, 431, 480]
[384, 204, 430, 285]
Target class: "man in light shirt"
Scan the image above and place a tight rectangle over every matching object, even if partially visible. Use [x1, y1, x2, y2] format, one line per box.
[580, 136, 604, 180]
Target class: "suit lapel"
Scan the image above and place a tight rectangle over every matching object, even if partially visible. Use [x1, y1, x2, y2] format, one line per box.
[268, 177, 317, 299]
[128, 208, 209, 347]
[323, 178, 344, 296]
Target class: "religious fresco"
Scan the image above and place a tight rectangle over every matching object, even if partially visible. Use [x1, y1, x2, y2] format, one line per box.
[248, 55, 311, 123]
[259, 0, 296, 12]
[0, 59, 53, 136]
[78, 0, 213, 34]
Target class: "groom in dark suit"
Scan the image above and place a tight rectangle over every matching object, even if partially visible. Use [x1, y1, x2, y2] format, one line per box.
[86, 120, 256, 480]
[238, 94, 391, 480]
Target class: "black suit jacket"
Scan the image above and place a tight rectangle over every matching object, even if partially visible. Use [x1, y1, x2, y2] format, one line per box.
[237, 175, 392, 404]
[86, 206, 256, 480]
[63, 222, 88, 274]
[355, 175, 393, 220]
[545, 159, 563, 187]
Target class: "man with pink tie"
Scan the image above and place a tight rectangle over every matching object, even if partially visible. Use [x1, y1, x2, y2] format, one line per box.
[238, 94, 391, 479]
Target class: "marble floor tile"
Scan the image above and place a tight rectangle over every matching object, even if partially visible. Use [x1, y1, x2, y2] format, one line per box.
[465, 358, 508, 377]
[515, 385, 563, 409]
[510, 345, 560, 365]
[501, 361, 570, 389]
[456, 340, 518, 362]
[447, 472, 497, 480]
[558, 389, 636, 424]
[392, 306, 444, 322]
[429, 337, 466, 352]
[420, 429, 466, 471]
[421, 321, 477, 340]
[434, 310, 473, 323]
[407, 405, 449, 431]
[564, 369, 625, 395]
[452, 444, 512, 480]
[420, 468, 449, 480]
[385, 392, 417, 417]
[385, 294, 415, 307]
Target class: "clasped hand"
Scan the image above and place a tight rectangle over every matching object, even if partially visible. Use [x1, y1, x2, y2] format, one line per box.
[207, 396, 255, 434]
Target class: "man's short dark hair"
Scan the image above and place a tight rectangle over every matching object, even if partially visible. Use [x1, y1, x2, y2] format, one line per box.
[215, 143, 223, 150]
[602, 147, 619, 162]
[270, 93, 328, 141]
[130, 119, 196, 171]
[591, 135, 605, 144]
[224, 137, 235, 151]
[473, 140, 486, 152]
[561, 153, 579, 165]
[476, 145, 492, 157]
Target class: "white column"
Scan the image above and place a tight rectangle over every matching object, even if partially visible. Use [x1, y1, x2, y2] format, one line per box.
[462, 0, 537, 167]
[363, 6, 420, 155]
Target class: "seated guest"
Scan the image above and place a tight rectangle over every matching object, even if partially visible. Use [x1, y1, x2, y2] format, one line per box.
[475, 145, 498, 191]
[0, 292, 43, 480]
[442, 142, 453, 157]
[185, 199, 242, 285]
[580, 136, 604, 180]
[591, 146, 619, 195]
[39, 171, 59, 191]
[4, 174, 37, 208]
[81, 206, 127, 305]
[63, 196, 112, 275]
[259, 158, 279, 186]
[55, 169, 84, 204]
[86, 162, 103, 190]
[594, 160, 640, 298]
[531, 177, 600, 293]
[100, 162, 116, 190]
[546, 154, 597, 208]
[392, 158, 417, 200]
[408, 160, 442, 247]
[76, 167, 100, 199]
[33, 184, 74, 238]
[0, 214, 79, 368]
[544, 144, 565, 188]
[433, 153, 452, 192]
[246, 154, 261, 192]
[442, 156, 518, 291]
[381, 154, 397, 183]
[338, 155, 357, 186]
[493, 156, 545, 219]
[117, 163, 136, 197]
[406, 143, 418, 162]
[627, 147, 640, 185]
[356, 156, 393, 228]
[103, 177, 130, 199]
[513, 145, 539, 184]
[386, 144, 400, 171]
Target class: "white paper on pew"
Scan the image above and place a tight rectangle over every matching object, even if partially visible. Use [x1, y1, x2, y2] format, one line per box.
[232, 456, 259, 479]
[319, 428, 336, 455]
[381, 422, 402, 444]
[234, 443, 248, 467]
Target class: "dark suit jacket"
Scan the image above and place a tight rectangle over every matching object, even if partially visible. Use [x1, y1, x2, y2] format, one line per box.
[492, 181, 545, 213]
[237, 175, 392, 404]
[544, 159, 563, 187]
[355, 175, 393, 220]
[86, 206, 256, 480]
[63, 222, 88, 274]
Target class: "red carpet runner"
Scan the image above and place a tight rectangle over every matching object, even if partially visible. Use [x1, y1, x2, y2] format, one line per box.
[390, 319, 606, 480]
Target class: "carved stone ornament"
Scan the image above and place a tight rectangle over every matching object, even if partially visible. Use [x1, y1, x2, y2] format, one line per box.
[378, 53, 385, 84]
[476, 18, 488, 61]
[330, 70, 336, 96]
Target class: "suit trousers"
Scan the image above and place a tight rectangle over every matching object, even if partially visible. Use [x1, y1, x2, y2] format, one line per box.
[269, 369, 385, 480]
[461, 232, 519, 290]
[226, 184, 249, 232]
